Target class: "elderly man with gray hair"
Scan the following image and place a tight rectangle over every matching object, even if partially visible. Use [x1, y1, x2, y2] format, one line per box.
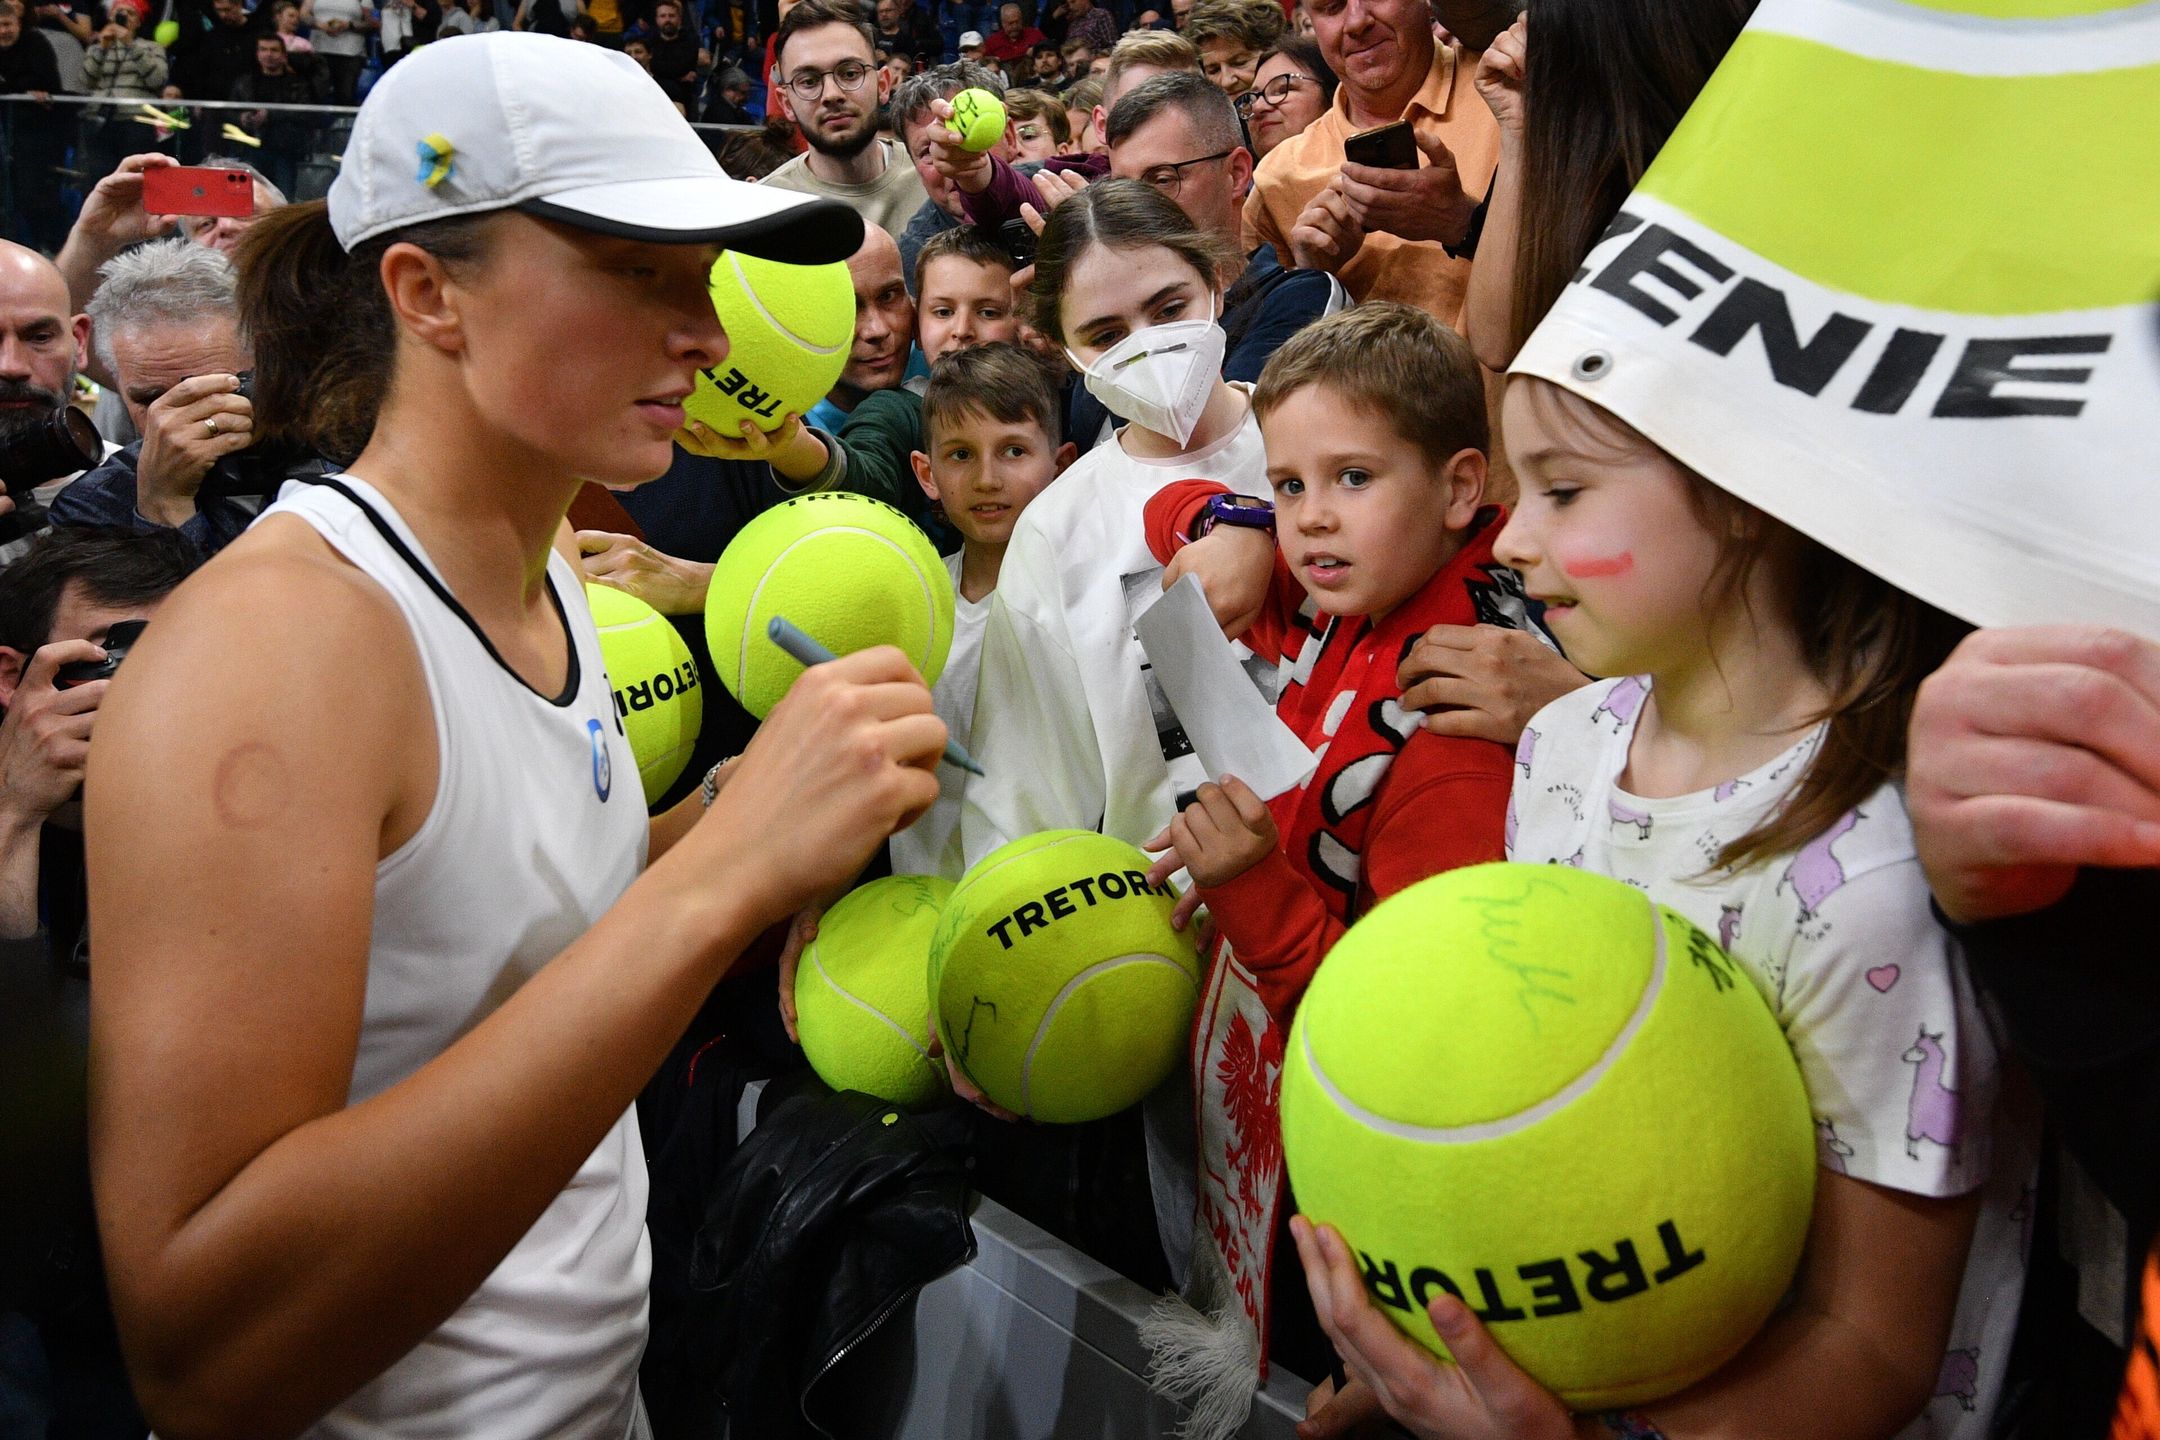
[47, 239, 262, 556]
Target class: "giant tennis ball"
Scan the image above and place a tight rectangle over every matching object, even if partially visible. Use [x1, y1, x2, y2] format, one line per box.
[686, 253, 854, 435]
[947, 87, 1006, 152]
[929, 830, 1200, 1124]
[704, 492, 954, 719]
[587, 583, 703, 806]
[796, 874, 955, 1108]
[1281, 863, 1815, 1410]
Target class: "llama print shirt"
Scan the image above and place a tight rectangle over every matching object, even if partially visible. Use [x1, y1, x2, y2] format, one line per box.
[1509, 677, 2036, 1440]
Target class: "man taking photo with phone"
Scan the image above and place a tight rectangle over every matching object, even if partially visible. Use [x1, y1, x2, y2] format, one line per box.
[1243, 0, 1504, 320]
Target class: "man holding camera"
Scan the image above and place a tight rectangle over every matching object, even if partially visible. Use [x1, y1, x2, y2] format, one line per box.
[0, 523, 195, 1439]
[48, 238, 263, 556]
[0, 525, 194, 956]
[0, 242, 110, 560]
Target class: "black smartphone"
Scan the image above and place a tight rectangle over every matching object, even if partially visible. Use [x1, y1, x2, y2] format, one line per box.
[998, 217, 1039, 269]
[1343, 119, 1418, 170]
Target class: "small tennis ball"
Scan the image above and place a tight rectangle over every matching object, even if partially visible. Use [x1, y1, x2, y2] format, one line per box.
[152, 17, 179, 43]
[1281, 862, 1815, 1410]
[946, 87, 1007, 153]
[795, 874, 956, 1108]
[929, 830, 1200, 1124]
[704, 492, 954, 719]
[586, 584, 703, 807]
[686, 253, 854, 435]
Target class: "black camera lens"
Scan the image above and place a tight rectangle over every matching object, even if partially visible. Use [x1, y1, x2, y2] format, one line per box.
[0, 405, 101, 489]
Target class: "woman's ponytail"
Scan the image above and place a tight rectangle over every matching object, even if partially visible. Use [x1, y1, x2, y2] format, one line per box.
[235, 200, 489, 465]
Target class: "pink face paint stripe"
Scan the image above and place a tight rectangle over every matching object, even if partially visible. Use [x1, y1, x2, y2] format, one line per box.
[1561, 551, 1634, 579]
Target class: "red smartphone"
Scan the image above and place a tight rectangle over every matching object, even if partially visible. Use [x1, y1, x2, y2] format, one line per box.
[141, 165, 255, 218]
[1342, 119, 1418, 170]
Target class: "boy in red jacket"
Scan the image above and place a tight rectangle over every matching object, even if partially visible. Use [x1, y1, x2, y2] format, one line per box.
[1138, 302, 1537, 1407]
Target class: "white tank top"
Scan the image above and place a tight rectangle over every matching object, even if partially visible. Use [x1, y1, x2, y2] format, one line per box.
[264, 477, 651, 1440]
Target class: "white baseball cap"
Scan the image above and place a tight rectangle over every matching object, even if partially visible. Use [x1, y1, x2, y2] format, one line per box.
[958, 29, 984, 46]
[328, 33, 861, 261]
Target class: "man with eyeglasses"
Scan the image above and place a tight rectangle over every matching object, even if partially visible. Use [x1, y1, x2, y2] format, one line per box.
[758, 0, 929, 240]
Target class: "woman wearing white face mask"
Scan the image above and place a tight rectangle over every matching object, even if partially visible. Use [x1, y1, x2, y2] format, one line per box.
[962, 179, 1268, 876]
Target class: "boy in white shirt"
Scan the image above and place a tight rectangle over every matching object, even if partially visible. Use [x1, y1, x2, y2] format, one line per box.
[889, 342, 1074, 877]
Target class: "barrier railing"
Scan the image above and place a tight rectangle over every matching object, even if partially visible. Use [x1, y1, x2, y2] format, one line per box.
[0, 91, 760, 246]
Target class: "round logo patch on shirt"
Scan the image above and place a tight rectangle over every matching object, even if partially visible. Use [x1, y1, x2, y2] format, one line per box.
[586, 717, 612, 802]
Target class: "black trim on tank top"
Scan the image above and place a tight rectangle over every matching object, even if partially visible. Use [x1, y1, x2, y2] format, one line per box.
[317, 479, 583, 709]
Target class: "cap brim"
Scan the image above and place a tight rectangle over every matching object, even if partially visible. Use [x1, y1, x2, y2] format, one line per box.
[520, 177, 865, 263]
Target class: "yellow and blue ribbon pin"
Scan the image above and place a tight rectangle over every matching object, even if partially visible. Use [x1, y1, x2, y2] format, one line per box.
[415, 133, 456, 189]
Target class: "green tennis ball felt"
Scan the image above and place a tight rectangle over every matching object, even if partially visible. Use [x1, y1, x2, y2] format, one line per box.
[1280, 862, 1815, 1411]
[795, 875, 956, 1108]
[929, 830, 1200, 1124]
[586, 584, 703, 807]
[686, 252, 854, 435]
[704, 492, 954, 719]
[947, 87, 1007, 152]
[152, 17, 178, 43]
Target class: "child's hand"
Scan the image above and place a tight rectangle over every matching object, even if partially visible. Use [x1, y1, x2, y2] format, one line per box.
[774, 906, 822, 1044]
[577, 530, 715, 617]
[1398, 624, 1588, 745]
[1163, 524, 1273, 640]
[1144, 776, 1277, 929]
[925, 1022, 1021, 1121]
[1300, 1373, 1387, 1439]
[923, 96, 996, 192]
[1290, 1216, 1580, 1440]
[676, 412, 803, 461]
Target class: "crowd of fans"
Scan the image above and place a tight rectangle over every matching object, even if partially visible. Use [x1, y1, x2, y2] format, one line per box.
[0, 5, 2154, 1440]
[1, 0, 1355, 244]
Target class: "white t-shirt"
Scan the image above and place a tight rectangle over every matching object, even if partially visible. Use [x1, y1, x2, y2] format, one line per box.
[890, 551, 990, 880]
[1509, 676, 2034, 1439]
[758, 140, 931, 246]
[961, 390, 1268, 864]
[309, 0, 369, 56]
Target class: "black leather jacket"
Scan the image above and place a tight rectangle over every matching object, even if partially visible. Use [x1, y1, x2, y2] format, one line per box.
[643, 1077, 976, 1440]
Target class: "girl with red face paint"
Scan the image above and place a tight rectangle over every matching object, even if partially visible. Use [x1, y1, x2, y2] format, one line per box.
[1285, 375, 2034, 1440]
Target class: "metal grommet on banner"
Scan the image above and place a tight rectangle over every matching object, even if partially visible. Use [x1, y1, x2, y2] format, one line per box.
[1572, 349, 1613, 382]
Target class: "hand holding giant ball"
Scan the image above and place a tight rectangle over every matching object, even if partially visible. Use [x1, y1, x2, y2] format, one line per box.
[683, 253, 854, 437]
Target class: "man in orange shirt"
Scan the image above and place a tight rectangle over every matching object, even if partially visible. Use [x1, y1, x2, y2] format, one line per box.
[1242, 0, 1499, 323]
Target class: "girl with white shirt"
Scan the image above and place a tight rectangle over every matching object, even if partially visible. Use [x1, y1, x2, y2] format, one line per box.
[961, 178, 1273, 868]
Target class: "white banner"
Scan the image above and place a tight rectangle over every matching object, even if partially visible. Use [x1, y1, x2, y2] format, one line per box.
[1511, 0, 2160, 632]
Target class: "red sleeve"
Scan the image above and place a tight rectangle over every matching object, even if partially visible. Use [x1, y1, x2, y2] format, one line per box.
[1142, 478, 1228, 566]
[1358, 736, 1514, 903]
[1141, 479, 1305, 663]
[1200, 735, 1514, 1028]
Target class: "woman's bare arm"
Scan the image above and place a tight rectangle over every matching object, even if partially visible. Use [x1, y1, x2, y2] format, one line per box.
[89, 542, 942, 1439]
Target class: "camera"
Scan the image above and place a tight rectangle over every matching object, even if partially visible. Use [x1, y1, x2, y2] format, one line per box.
[53, 618, 147, 690]
[998, 218, 1038, 270]
[0, 405, 102, 490]
[194, 371, 303, 500]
